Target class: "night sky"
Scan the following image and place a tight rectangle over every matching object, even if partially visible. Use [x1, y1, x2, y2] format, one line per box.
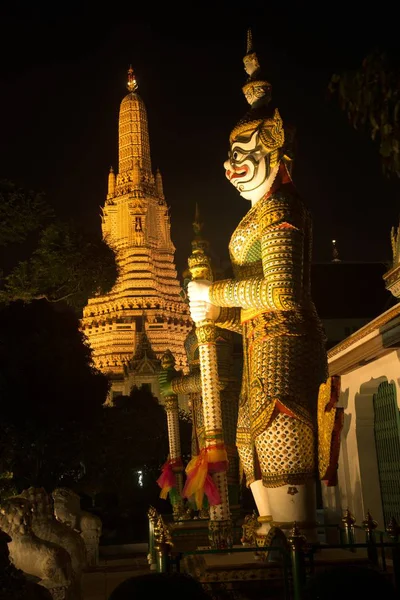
[1, 6, 400, 279]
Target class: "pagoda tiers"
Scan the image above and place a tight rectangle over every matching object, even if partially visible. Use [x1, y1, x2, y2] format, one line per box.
[81, 67, 192, 398]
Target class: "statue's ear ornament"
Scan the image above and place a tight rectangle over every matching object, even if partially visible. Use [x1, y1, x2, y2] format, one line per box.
[259, 108, 285, 152]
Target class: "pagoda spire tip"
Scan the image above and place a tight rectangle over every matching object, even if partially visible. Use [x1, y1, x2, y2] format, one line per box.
[127, 65, 138, 93]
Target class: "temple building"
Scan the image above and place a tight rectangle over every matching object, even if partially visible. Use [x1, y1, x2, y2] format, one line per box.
[320, 227, 400, 536]
[81, 67, 192, 402]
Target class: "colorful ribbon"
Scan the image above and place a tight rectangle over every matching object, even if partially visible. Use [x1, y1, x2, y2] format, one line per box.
[156, 457, 182, 503]
[182, 444, 228, 509]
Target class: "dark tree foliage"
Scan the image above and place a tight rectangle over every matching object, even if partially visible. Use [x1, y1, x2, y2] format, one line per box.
[73, 386, 181, 542]
[0, 180, 52, 247]
[0, 180, 118, 312]
[0, 300, 109, 492]
[77, 386, 192, 498]
[2, 220, 118, 311]
[0, 179, 192, 532]
[78, 386, 169, 501]
[329, 49, 400, 178]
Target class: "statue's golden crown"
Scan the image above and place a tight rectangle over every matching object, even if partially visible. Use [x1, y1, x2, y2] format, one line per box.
[229, 108, 284, 151]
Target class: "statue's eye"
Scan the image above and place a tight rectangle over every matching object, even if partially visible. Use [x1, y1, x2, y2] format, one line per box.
[233, 151, 238, 160]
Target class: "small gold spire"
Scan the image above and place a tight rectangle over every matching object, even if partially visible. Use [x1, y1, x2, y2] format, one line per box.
[241, 29, 270, 110]
[127, 65, 138, 93]
[132, 158, 141, 185]
[332, 239, 341, 263]
[243, 29, 260, 79]
[108, 165, 115, 196]
[155, 168, 164, 199]
[193, 203, 203, 236]
[246, 28, 254, 54]
[189, 204, 211, 275]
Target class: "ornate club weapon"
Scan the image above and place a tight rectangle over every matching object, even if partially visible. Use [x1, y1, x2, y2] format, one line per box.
[185, 207, 232, 548]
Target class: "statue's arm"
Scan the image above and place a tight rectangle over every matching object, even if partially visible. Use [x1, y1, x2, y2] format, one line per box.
[209, 194, 305, 312]
[161, 369, 231, 396]
[171, 372, 202, 395]
[214, 306, 242, 334]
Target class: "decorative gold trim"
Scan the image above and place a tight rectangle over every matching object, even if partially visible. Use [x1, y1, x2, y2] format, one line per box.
[262, 471, 315, 487]
[270, 520, 318, 529]
[257, 515, 273, 523]
[328, 303, 400, 359]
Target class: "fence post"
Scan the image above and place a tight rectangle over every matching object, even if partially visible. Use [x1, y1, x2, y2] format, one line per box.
[386, 517, 400, 592]
[362, 510, 378, 567]
[147, 506, 157, 571]
[288, 522, 307, 600]
[154, 513, 172, 573]
[155, 539, 170, 573]
[341, 508, 356, 552]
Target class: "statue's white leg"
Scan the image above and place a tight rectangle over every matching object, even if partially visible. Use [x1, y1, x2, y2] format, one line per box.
[250, 479, 272, 540]
[268, 480, 319, 543]
[254, 413, 319, 542]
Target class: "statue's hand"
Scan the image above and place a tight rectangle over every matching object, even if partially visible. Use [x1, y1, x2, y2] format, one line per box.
[189, 300, 220, 323]
[187, 280, 220, 323]
[187, 279, 211, 302]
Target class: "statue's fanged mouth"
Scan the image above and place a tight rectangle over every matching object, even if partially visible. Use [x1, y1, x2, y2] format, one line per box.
[226, 165, 249, 181]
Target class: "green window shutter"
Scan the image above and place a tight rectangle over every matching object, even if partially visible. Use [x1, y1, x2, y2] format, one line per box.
[373, 381, 400, 527]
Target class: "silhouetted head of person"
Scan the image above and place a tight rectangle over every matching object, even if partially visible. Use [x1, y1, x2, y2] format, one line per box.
[304, 565, 397, 600]
[108, 572, 212, 600]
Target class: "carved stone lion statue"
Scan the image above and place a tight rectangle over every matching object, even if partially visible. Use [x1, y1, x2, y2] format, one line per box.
[0, 496, 74, 599]
[18, 487, 86, 594]
[0, 527, 53, 600]
[52, 488, 102, 567]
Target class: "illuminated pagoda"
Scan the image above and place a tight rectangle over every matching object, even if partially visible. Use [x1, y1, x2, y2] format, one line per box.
[81, 67, 192, 401]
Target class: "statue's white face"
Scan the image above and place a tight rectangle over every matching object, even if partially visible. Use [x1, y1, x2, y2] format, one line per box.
[224, 129, 270, 203]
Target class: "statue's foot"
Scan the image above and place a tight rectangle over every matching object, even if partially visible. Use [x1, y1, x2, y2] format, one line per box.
[255, 526, 289, 563]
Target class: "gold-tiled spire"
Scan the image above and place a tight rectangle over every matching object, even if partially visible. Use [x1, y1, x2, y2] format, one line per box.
[118, 66, 152, 176]
[81, 67, 191, 388]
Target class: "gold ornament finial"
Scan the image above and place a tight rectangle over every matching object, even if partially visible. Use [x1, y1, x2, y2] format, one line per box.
[342, 508, 356, 527]
[127, 65, 138, 93]
[362, 510, 378, 532]
[386, 516, 400, 539]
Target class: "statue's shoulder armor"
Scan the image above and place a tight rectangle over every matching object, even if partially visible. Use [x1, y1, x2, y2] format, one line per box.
[259, 186, 306, 229]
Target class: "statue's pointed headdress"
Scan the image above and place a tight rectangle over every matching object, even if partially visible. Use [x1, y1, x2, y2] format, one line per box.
[229, 29, 295, 172]
[241, 28, 272, 110]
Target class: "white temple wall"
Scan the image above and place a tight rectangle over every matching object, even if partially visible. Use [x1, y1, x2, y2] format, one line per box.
[323, 348, 400, 531]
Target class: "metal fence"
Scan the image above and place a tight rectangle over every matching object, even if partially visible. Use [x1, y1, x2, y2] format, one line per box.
[147, 509, 400, 599]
